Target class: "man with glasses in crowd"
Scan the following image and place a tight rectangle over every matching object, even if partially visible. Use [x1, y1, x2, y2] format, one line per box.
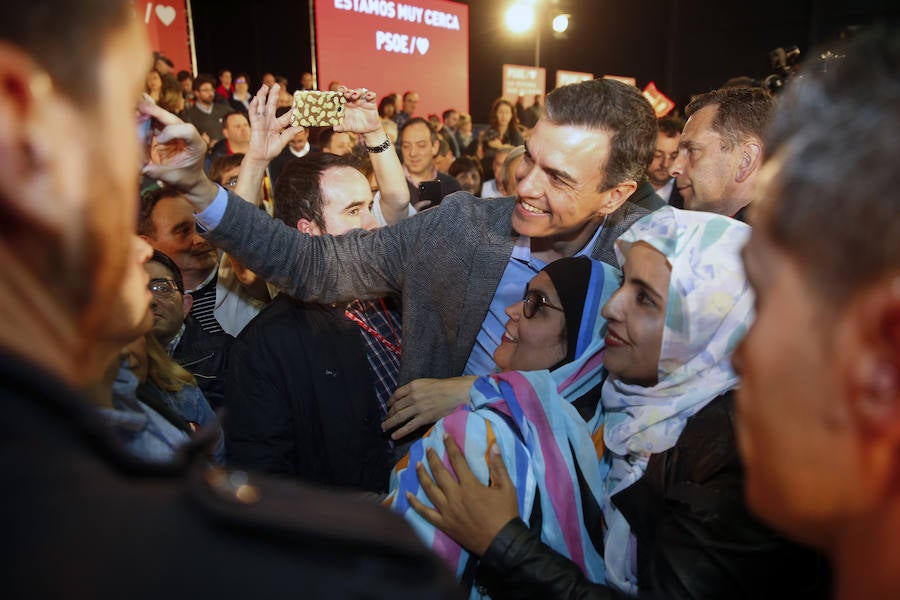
[145, 250, 232, 409]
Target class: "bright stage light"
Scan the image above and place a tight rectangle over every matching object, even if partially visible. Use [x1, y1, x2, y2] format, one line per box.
[552, 13, 570, 34]
[505, 3, 535, 34]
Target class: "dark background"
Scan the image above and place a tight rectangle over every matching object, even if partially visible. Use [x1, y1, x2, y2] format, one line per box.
[189, 0, 900, 120]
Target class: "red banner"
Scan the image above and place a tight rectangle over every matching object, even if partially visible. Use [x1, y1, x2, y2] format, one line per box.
[642, 81, 676, 118]
[314, 0, 469, 117]
[138, 1, 193, 74]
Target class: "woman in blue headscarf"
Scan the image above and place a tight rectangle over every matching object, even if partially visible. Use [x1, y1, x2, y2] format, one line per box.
[388, 254, 620, 592]
[396, 208, 828, 599]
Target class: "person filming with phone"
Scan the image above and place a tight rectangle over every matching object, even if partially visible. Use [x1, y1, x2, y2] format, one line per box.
[398, 117, 461, 210]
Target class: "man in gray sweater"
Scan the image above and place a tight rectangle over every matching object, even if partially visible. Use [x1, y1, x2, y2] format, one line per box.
[144, 79, 658, 433]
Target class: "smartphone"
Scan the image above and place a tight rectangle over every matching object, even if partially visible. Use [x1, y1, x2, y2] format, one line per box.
[417, 180, 443, 210]
[291, 90, 347, 127]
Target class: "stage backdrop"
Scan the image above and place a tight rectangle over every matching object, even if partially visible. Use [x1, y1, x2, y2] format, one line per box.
[315, 0, 469, 117]
[139, 0, 193, 74]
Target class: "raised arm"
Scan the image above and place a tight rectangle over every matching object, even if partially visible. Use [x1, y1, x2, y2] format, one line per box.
[236, 83, 302, 207]
[336, 87, 411, 225]
[139, 100, 219, 211]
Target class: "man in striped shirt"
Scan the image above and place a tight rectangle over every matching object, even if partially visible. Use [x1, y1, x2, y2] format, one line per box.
[139, 187, 266, 336]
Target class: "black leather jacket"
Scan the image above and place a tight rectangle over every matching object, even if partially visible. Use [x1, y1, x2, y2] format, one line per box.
[171, 315, 233, 411]
[475, 393, 830, 599]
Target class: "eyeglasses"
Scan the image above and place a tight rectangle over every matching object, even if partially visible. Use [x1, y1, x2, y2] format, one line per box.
[522, 288, 564, 319]
[225, 176, 239, 188]
[235, 78, 247, 84]
[149, 278, 180, 300]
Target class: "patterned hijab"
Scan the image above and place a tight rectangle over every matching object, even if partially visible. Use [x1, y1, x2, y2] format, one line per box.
[600, 206, 754, 594]
[388, 257, 621, 597]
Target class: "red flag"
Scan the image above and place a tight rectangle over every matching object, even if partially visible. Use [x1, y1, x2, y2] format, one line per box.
[642, 81, 675, 118]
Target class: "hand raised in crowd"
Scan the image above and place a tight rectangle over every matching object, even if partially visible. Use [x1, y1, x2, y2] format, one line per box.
[246, 83, 302, 163]
[382, 376, 477, 440]
[334, 86, 382, 136]
[407, 435, 519, 557]
[139, 100, 218, 211]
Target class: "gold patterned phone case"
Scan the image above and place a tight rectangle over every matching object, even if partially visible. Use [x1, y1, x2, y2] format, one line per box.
[291, 91, 347, 127]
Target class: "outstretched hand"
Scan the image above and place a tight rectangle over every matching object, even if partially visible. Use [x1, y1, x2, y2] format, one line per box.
[246, 83, 302, 162]
[138, 100, 218, 211]
[334, 86, 382, 135]
[383, 376, 476, 440]
[406, 435, 520, 557]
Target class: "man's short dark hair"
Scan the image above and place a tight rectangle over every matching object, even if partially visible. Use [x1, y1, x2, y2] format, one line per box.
[176, 70, 192, 83]
[273, 153, 355, 230]
[442, 109, 457, 122]
[543, 78, 657, 190]
[222, 111, 248, 130]
[448, 155, 483, 180]
[148, 250, 184, 294]
[402, 90, 417, 101]
[759, 28, 900, 309]
[319, 127, 347, 151]
[0, 0, 132, 106]
[686, 87, 774, 150]
[153, 51, 173, 68]
[138, 187, 185, 238]
[658, 115, 685, 138]
[193, 73, 216, 92]
[209, 153, 244, 186]
[399, 117, 437, 144]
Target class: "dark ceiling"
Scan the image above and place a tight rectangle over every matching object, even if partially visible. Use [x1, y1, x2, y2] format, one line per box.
[189, 0, 900, 120]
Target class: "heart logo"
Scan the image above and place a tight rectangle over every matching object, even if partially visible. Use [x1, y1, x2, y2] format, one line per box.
[155, 5, 176, 27]
[416, 37, 430, 55]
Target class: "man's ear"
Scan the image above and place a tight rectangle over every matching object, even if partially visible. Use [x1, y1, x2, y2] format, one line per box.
[0, 43, 53, 227]
[598, 180, 638, 215]
[735, 139, 763, 184]
[849, 276, 900, 438]
[182, 292, 194, 315]
[432, 139, 440, 158]
[297, 218, 321, 236]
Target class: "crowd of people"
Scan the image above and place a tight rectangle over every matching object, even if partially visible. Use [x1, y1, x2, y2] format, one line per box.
[3, 2, 900, 599]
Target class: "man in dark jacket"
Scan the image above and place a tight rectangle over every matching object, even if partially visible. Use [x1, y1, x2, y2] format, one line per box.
[145, 250, 231, 410]
[0, 2, 457, 597]
[226, 152, 397, 491]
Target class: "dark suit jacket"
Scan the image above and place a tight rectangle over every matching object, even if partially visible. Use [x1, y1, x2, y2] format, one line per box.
[1, 351, 459, 599]
[267, 144, 320, 189]
[225, 295, 391, 492]
[172, 316, 232, 411]
[629, 181, 667, 213]
[205, 190, 648, 386]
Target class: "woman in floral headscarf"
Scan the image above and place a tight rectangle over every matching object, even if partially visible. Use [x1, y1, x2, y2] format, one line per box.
[401, 207, 828, 599]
